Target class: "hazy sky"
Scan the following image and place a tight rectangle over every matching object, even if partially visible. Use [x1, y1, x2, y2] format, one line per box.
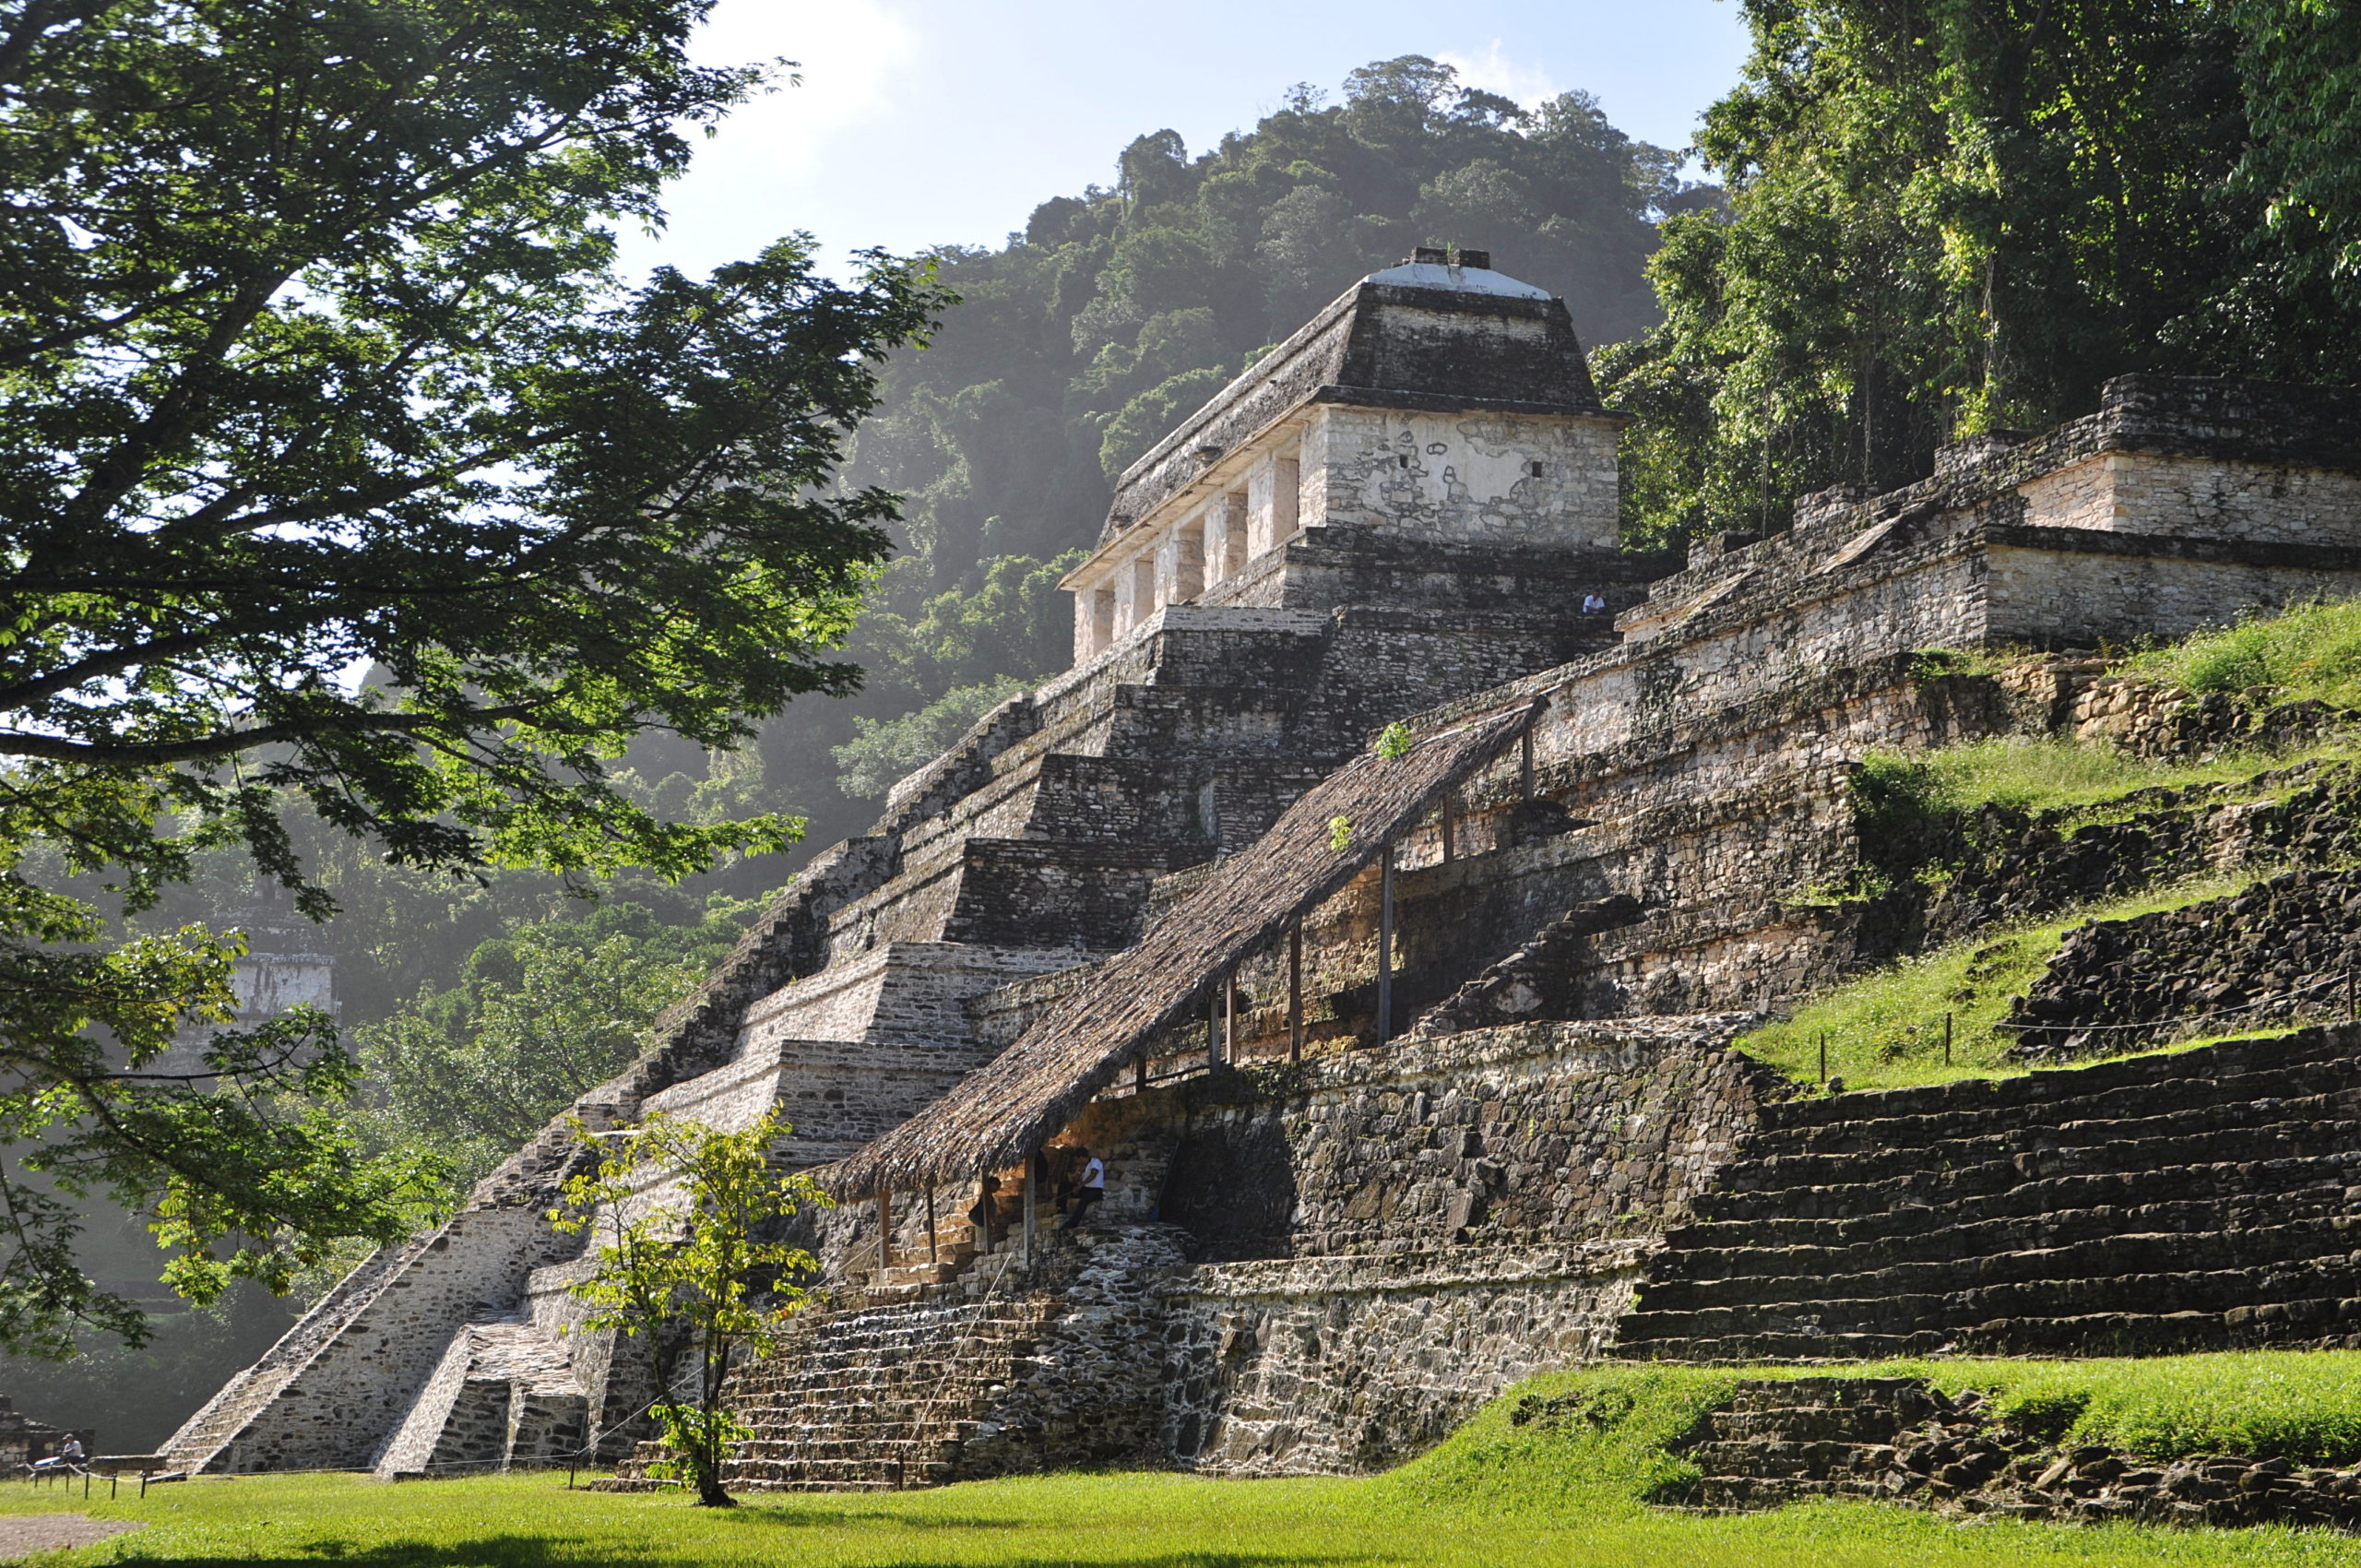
[618, 1, 1754, 281]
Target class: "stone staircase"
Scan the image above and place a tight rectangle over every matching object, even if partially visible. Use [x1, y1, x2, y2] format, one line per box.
[158, 1241, 416, 1472]
[1615, 1023, 2361, 1360]
[613, 1278, 1061, 1491]
[1679, 1376, 1963, 1509]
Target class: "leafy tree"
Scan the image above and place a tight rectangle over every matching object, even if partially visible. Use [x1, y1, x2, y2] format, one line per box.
[550, 1109, 826, 1507]
[1602, 0, 2361, 546]
[357, 898, 755, 1196]
[0, 0, 943, 1351]
[2184, 0, 2361, 378]
[831, 676, 1031, 802]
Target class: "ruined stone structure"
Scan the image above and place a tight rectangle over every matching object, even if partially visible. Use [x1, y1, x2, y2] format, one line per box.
[160, 880, 336, 1075]
[171, 251, 2361, 1489]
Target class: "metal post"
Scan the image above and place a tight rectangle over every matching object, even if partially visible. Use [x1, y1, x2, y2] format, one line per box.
[1288, 926, 1304, 1062]
[1377, 845, 1395, 1045]
[1224, 971, 1239, 1064]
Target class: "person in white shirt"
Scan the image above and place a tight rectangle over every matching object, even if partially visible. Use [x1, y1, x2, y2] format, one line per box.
[1062, 1150, 1106, 1229]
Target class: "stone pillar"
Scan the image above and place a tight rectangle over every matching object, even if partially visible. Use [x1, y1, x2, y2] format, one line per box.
[1089, 586, 1115, 659]
[1216, 492, 1248, 577]
[1113, 552, 1157, 639]
[1133, 556, 1160, 628]
[1160, 522, 1204, 603]
[1202, 500, 1234, 589]
[1248, 452, 1301, 556]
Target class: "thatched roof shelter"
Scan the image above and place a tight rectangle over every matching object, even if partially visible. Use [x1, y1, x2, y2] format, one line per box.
[829, 701, 1539, 1196]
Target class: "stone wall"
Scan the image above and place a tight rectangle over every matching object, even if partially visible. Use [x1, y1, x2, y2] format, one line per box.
[1298, 404, 1619, 549]
[1159, 1241, 1648, 1476]
[2009, 868, 2361, 1058]
[2021, 450, 2361, 546]
[1131, 1020, 1773, 1477]
[709, 1017, 1774, 1487]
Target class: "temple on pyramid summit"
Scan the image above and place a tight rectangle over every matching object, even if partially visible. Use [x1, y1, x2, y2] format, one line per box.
[166, 244, 2361, 1489]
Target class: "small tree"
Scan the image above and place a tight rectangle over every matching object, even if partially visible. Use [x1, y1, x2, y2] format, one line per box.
[549, 1109, 827, 1507]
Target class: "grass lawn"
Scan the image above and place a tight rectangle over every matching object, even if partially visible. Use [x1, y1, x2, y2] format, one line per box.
[12, 1360, 2361, 1566]
[1737, 872, 2295, 1093]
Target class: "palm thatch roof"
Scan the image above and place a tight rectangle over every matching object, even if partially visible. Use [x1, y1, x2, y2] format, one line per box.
[829, 701, 1539, 1196]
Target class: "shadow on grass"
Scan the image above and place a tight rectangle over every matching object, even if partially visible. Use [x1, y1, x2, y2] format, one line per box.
[108, 1545, 1389, 1568]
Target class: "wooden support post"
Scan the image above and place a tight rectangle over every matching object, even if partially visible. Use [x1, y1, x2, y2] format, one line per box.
[1224, 970, 1239, 1064]
[1520, 729, 1535, 802]
[1288, 926, 1304, 1063]
[1021, 1153, 1039, 1268]
[979, 1174, 994, 1253]
[1134, 1053, 1148, 1090]
[1819, 1029, 1828, 1085]
[1442, 802, 1455, 862]
[877, 1187, 893, 1276]
[1943, 1012, 1953, 1066]
[1377, 845, 1395, 1046]
[1207, 981, 1220, 1066]
[925, 1182, 937, 1264]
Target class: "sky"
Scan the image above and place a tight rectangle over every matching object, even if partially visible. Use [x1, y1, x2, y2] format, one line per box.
[616, 0, 1754, 282]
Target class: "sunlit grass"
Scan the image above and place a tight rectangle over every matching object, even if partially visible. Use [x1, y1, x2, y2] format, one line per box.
[16, 1358, 2361, 1565]
[1743, 873, 2269, 1091]
[1859, 736, 2321, 821]
[2123, 597, 2361, 708]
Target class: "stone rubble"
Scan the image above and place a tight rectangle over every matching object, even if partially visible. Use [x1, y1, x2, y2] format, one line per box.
[1671, 1375, 2361, 1529]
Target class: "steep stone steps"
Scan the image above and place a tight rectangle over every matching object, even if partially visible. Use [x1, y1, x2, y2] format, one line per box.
[1645, 1214, 2361, 1308]
[1746, 1039, 2361, 1152]
[611, 1288, 1062, 1493]
[1614, 1023, 2361, 1360]
[1676, 1154, 2361, 1239]
[1715, 1096, 2361, 1195]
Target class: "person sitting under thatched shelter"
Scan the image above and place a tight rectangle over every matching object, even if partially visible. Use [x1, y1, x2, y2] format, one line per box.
[1060, 1148, 1105, 1229]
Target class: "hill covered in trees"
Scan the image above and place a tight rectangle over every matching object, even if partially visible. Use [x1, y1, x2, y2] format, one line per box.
[797, 54, 1703, 841]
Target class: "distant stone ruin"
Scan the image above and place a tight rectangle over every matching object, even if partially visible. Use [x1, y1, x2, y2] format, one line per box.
[0, 1396, 93, 1470]
[164, 247, 2361, 1489]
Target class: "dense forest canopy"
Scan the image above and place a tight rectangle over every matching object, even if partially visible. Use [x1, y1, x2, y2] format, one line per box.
[1604, 0, 2361, 544]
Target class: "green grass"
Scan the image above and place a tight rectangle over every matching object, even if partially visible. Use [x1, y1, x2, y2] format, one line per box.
[1741, 873, 2272, 1092]
[1857, 737, 2280, 820]
[2123, 598, 2361, 707]
[17, 1358, 2361, 1564]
